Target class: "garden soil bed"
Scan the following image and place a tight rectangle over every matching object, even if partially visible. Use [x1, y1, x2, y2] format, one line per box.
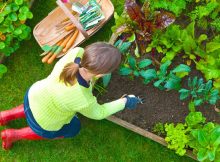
[97, 62, 220, 133]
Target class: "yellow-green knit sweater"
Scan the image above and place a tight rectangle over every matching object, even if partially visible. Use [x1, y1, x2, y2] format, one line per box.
[28, 47, 125, 131]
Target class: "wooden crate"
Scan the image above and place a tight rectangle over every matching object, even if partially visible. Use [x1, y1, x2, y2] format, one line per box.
[33, 0, 114, 58]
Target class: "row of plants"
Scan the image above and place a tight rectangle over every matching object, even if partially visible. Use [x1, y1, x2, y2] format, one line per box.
[100, 0, 220, 161]
[153, 111, 220, 162]
[0, 0, 33, 78]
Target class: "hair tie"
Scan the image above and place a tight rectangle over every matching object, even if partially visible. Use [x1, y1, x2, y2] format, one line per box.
[74, 57, 82, 67]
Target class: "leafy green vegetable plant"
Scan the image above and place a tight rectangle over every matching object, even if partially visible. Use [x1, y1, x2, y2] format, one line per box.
[114, 39, 132, 54]
[119, 55, 155, 79]
[185, 111, 206, 128]
[195, 35, 220, 89]
[149, 0, 193, 16]
[164, 112, 220, 161]
[189, 123, 220, 162]
[152, 122, 165, 136]
[165, 123, 190, 156]
[188, 1, 220, 31]
[119, 59, 190, 90]
[179, 77, 220, 110]
[111, 0, 175, 55]
[146, 22, 207, 63]
[152, 61, 191, 90]
[0, 0, 33, 56]
[0, 0, 33, 78]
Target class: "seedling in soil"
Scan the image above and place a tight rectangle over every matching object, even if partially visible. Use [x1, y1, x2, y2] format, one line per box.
[179, 77, 220, 111]
[119, 55, 156, 80]
[153, 61, 191, 90]
[152, 122, 165, 136]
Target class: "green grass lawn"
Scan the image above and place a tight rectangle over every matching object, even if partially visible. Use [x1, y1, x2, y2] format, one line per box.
[0, 0, 196, 161]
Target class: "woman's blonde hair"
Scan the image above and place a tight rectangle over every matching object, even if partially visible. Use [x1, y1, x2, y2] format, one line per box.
[59, 42, 121, 85]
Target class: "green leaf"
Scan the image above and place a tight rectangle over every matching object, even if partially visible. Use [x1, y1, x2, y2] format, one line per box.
[198, 34, 207, 44]
[15, 0, 24, 5]
[172, 45, 182, 52]
[176, 72, 189, 78]
[154, 79, 165, 89]
[188, 101, 195, 112]
[164, 78, 181, 90]
[113, 12, 119, 19]
[11, 3, 19, 12]
[185, 112, 206, 127]
[207, 150, 215, 162]
[0, 42, 5, 49]
[146, 46, 152, 53]
[179, 89, 190, 100]
[211, 126, 220, 146]
[9, 13, 17, 21]
[172, 64, 191, 73]
[0, 16, 4, 23]
[119, 42, 131, 53]
[194, 99, 203, 106]
[19, 6, 29, 13]
[128, 56, 136, 69]
[192, 77, 198, 87]
[102, 73, 111, 87]
[14, 28, 22, 35]
[205, 80, 213, 91]
[214, 80, 220, 89]
[198, 130, 209, 147]
[186, 21, 195, 38]
[140, 69, 157, 80]
[127, 33, 135, 42]
[156, 46, 163, 53]
[206, 42, 220, 53]
[197, 148, 209, 162]
[161, 51, 176, 63]
[133, 70, 139, 77]
[114, 39, 122, 47]
[3, 5, 12, 15]
[26, 11, 33, 19]
[119, 67, 132, 75]
[134, 44, 140, 58]
[209, 90, 219, 105]
[138, 59, 152, 68]
[18, 13, 26, 21]
[0, 64, 7, 78]
[160, 61, 171, 75]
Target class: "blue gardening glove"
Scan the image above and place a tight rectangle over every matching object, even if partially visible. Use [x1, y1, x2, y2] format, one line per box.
[124, 95, 143, 109]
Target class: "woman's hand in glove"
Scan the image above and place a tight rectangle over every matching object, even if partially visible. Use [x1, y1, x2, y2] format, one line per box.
[123, 95, 144, 109]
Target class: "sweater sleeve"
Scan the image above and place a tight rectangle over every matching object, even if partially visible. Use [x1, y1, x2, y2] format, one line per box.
[78, 97, 125, 120]
[48, 47, 84, 79]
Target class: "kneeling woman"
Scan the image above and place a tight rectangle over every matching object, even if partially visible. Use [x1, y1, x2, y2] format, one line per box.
[0, 42, 142, 150]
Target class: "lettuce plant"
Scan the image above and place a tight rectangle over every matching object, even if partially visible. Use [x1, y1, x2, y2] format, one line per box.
[189, 123, 220, 162]
[165, 123, 190, 156]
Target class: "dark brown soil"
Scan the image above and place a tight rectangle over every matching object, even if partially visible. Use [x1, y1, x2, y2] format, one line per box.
[97, 62, 220, 133]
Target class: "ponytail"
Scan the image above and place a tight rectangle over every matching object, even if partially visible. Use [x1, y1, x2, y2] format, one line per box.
[59, 42, 121, 86]
[59, 62, 79, 86]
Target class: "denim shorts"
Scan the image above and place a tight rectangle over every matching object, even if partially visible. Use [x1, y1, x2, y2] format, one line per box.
[23, 90, 81, 139]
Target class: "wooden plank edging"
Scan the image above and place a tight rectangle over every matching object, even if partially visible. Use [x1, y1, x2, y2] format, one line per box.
[107, 115, 198, 161]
